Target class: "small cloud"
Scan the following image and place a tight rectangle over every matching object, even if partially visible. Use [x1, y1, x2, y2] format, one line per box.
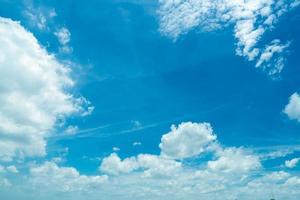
[55, 27, 73, 54]
[255, 39, 290, 76]
[133, 142, 142, 147]
[23, 5, 56, 30]
[131, 120, 142, 129]
[55, 27, 71, 45]
[51, 157, 65, 164]
[284, 93, 300, 122]
[64, 125, 79, 135]
[112, 147, 120, 152]
[285, 158, 300, 168]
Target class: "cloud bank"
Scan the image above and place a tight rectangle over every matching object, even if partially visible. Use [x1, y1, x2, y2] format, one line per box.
[4, 122, 296, 200]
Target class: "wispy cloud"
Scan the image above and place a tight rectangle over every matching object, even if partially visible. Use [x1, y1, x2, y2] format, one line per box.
[158, 0, 299, 76]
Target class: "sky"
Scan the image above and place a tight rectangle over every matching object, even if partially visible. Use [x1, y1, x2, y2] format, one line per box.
[0, 0, 300, 199]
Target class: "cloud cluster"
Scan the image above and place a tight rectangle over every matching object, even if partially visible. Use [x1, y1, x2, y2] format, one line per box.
[94, 122, 299, 200]
[158, 0, 300, 75]
[0, 121, 296, 200]
[100, 122, 261, 177]
[99, 123, 294, 199]
[0, 17, 90, 161]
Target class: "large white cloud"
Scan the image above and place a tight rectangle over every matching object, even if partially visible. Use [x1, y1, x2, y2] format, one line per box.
[284, 92, 300, 122]
[158, 0, 300, 75]
[0, 17, 90, 161]
[159, 122, 216, 159]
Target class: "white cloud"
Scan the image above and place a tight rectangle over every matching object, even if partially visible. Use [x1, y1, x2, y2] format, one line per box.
[100, 153, 139, 175]
[256, 39, 290, 75]
[158, 0, 299, 75]
[112, 147, 120, 151]
[159, 122, 216, 159]
[55, 27, 73, 54]
[55, 27, 71, 45]
[257, 145, 300, 160]
[284, 93, 300, 122]
[29, 162, 107, 192]
[100, 153, 182, 177]
[207, 147, 261, 173]
[96, 121, 299, 199]
[133, 141, 142, 146]
[0, 17, 90, 161]
[64, 125, 79, 135]
[23, 5, 56, 30]
[285, 158, 300, 168]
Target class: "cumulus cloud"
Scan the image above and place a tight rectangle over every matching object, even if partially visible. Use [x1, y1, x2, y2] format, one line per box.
[1, 122, 300, 199]
[0, 17, 90, 161]
[29, 162, 107, 192]
[285, 158, 300, 168]
[158, 0, 299, 75]
[207, 147, 261, 173]
[100, 153, 181, 177]
[95, 122, 299, 200]
[159, 122, 216, 159]
[284, 92, 300, 122]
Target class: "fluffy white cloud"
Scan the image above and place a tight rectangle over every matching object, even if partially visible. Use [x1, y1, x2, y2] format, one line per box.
[96, 122, 299, 200]
[285, 157, 300, 168]
[100, 153, 182, 177]
[0, 17, 90, 161]
[158, 0, 299, 75]
[159, 122, 216, 159]
[207, 147, 261, 173]
[29, 162, 107, 192]
[100, 153, 139, 175]
[284, 93, 300, 122]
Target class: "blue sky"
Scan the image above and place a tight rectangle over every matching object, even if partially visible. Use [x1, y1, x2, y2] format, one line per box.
[1, 0, 300, 200]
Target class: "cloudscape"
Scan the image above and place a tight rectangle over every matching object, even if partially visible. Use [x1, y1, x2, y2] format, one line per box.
[0, 0, 300, 200]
